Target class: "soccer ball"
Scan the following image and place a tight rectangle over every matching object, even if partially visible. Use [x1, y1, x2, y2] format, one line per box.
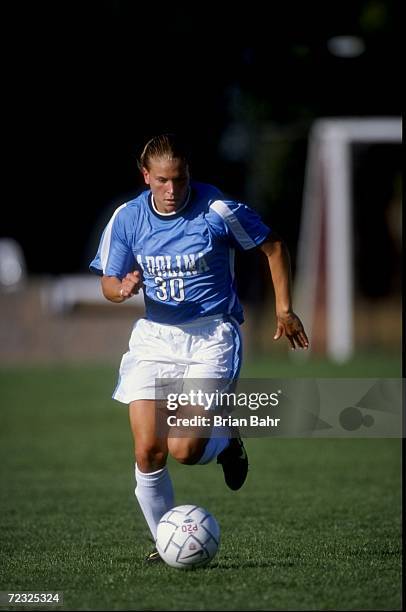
[156, 504, 220, 569]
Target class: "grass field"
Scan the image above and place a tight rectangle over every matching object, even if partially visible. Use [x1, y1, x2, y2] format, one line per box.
[0, 355, 402, 611]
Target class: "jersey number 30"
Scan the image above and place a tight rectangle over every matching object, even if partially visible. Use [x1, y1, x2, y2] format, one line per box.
[155, 277, 185, 302]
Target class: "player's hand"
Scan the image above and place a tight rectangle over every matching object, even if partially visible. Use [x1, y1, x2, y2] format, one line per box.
[274, 311, 309, 350]
[120, 271, 143, 298]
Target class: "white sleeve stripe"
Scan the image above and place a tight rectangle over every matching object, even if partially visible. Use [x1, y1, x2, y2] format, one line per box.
[210, 200, 256, 249]
[100, 204, 128, 273]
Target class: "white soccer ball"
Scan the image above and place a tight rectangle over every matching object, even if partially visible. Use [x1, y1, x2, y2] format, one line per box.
[156, 504, 220, 569]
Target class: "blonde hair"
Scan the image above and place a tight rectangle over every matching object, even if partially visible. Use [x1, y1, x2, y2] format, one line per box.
[138, 134, 189, 171]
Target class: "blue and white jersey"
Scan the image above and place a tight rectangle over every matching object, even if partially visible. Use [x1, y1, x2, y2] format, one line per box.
[89, 181, 271, 325]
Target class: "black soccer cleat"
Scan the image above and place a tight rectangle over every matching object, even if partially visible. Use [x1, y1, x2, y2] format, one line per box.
[217, 435, 248, 491]
[145, 548, 163, 563]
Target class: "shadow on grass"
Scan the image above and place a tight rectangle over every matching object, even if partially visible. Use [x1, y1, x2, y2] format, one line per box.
[208, 559, 297, 570]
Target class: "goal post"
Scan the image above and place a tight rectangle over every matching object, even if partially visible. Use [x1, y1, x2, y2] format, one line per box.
[294, 117, 402, 362]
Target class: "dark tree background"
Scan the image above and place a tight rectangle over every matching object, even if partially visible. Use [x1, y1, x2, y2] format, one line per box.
[3, 1, 401, 279]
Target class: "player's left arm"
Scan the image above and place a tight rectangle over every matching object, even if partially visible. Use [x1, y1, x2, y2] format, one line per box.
[259, 235, 309, 350]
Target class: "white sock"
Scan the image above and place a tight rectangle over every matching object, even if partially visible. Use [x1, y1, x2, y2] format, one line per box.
[197, 426, 230, 465]
[134, 464, 174, 541]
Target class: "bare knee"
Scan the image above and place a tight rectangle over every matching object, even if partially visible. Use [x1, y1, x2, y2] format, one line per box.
[136, 444, 167, 472]
[168, 438, 207, 465]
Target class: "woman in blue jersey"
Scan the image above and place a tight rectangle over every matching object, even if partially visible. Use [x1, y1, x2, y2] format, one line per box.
[90, 134, 308, 562]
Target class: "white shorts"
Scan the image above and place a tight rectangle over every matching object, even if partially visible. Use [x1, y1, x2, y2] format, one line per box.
[112, 315, 242, 404]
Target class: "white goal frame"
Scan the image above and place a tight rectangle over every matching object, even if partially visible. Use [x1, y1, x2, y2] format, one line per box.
[294, 117, 402, 362]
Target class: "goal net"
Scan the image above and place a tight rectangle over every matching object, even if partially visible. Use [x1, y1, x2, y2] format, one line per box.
[294, 117, 402, 362]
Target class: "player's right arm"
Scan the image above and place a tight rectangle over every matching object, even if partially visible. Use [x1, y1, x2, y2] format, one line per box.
[101, 271, 142, 303]
[89, 202, 141, 303]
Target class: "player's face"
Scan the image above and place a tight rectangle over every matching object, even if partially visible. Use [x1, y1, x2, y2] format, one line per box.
[142, 157, 190, 214]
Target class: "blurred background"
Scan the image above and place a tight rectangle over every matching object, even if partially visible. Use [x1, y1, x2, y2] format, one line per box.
[0, 0, 402, 368]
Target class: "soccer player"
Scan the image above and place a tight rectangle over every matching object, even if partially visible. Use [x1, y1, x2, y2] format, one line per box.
[90, 134, 308, 562]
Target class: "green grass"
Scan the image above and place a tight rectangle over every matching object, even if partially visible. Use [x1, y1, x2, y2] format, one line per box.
[0, 358, 402, 611]
[241, 351, 402, 377]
